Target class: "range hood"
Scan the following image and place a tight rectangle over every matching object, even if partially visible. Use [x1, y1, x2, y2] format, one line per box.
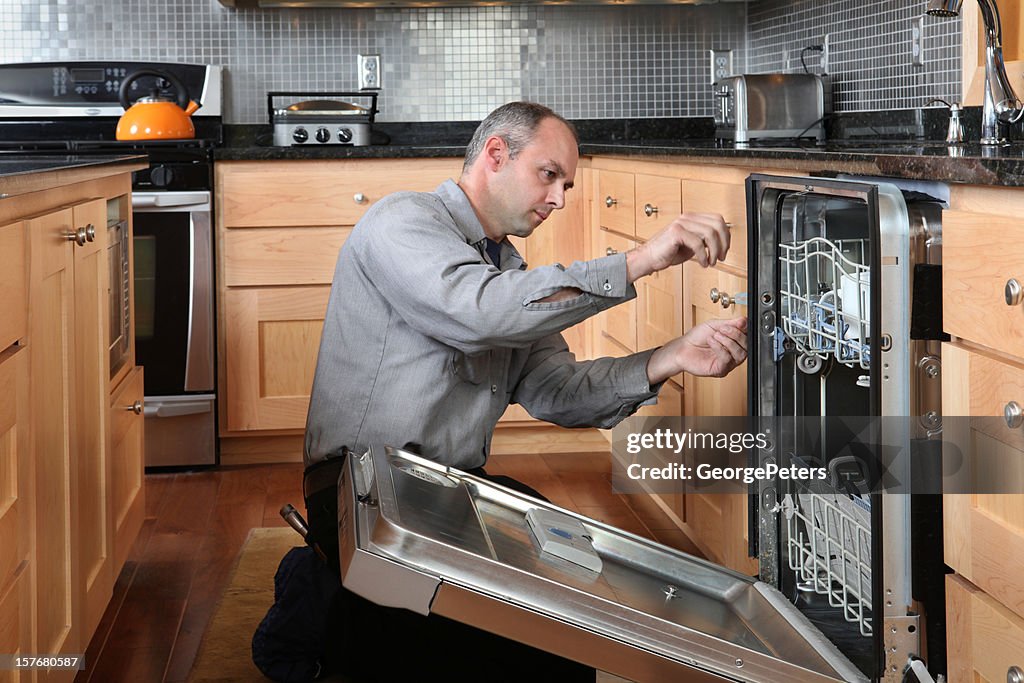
[220, 0, 744, 7]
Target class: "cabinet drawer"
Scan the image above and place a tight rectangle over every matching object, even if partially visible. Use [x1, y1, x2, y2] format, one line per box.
[943, 210, 1024, 357]
[634, 174, 681, 241]
[681, 179, 748, 272]
[597, 170, 635, 236]
[223, 227, 351, 286]
[947, 574, 1024, 683]
[595, 229, 637, 352]
[0, 222, 25, 350]
[218, 159, 462, 228]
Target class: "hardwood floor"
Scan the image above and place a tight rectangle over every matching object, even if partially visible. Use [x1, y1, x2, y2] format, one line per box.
[75, 448, 701, 683]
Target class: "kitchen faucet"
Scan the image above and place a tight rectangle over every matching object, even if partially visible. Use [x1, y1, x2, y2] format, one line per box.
[927, 0, 1024, 144]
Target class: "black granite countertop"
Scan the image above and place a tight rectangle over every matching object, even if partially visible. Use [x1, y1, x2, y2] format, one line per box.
[214, 111, 1024, 187]
[0, 153, 146, 180]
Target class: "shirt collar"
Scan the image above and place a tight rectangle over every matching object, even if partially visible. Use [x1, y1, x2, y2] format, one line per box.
[435, 179, 525, 271]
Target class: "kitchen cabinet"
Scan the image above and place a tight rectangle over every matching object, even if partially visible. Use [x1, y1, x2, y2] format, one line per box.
[1, 161, 145, 683]
[109, 367, 145, 572]
[942, 184, 1024, 677]
[217, 157, 588, 444]
[216, 158, 463, 436]
[960, 1, 1024, 109]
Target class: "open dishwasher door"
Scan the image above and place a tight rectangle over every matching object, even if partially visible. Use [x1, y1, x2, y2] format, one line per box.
[338, 444, 867, 683]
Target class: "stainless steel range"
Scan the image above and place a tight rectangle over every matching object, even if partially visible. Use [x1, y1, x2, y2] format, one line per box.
[0, 60, 224, 468]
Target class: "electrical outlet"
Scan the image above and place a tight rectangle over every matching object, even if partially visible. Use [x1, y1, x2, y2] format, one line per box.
[911, 17, 925, 66]
[821, 34, 830, 74]
[357, 53, 381, 90]
[709, 49, 733, 85]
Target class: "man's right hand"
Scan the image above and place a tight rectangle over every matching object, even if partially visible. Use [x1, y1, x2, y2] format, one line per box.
[625, 212, 731, 283]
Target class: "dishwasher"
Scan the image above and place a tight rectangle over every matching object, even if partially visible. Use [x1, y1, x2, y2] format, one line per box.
[746, 173, 948, 683]
[335, 176, 947, 683]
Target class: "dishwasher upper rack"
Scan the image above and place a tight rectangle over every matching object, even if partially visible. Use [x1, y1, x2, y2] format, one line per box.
[778, 236, 871, 370]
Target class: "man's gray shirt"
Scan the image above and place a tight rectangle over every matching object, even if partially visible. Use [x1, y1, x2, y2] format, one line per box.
[304, 179, 661, 469]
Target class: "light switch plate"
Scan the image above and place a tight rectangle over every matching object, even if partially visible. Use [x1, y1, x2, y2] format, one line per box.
[358, 53, 382, 90]
[709, 48, 733, 85]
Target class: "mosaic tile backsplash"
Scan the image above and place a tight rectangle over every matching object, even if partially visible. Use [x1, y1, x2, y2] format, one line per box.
[0, 0, 961, 123]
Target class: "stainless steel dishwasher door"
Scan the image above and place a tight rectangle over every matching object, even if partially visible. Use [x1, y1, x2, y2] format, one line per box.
[338, 445, 867, 683]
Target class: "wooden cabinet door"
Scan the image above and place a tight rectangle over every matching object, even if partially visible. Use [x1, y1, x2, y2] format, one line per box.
[681, 262, 756, 575]
[70, 199, 113, 643]
[27, 206, 78, 677]
[109, 367, 145, 572]
[634, 174, 681, 242]
[943, 342, 1024, 620]
[0, 345, 30, 677]
[943, 210, 1024, 358]
[224, 286, 331, 431]
[593, 229, 637, 353]
[947, 573, 1024, 682]
[0, 221, 26, 350]
[596, 170, 635, 236]
[637, 261, 683, 386]
[681, 175, 750, 274]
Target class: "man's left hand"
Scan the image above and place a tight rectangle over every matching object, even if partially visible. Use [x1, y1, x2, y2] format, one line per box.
[646, 317, 748, 385]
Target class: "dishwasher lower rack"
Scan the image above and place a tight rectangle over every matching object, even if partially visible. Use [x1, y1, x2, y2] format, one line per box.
[778, 237, 871, 370]
[339, 445, 869, 683]
[782, 486, 873, 638]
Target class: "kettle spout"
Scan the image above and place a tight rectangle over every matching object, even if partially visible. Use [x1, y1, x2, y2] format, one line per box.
[184, 100, 202, 116]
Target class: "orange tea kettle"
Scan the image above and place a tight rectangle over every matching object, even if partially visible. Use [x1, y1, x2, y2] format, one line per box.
[116, 69, 200, 141]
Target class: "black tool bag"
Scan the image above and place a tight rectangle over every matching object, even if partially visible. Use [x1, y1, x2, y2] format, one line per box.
[251, 449, 349, 683]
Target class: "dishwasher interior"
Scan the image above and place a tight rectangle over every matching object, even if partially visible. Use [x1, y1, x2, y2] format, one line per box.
[746, 174, 947, 682]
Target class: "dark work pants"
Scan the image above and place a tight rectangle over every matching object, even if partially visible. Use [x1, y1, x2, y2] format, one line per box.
[306, 462, 596, 683]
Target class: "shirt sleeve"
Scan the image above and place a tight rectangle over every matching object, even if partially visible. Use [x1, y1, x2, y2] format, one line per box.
[510, 333, 664, 429]
[354, 193, 635, 355]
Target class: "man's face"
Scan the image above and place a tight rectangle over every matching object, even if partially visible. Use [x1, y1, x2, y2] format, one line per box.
[489, 117, 579, 239]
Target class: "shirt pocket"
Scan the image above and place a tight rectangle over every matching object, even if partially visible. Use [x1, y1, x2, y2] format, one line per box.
[451, 350, 490, 385]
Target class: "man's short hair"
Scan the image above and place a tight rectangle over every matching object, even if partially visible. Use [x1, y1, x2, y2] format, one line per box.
[463, 101, 578, 172]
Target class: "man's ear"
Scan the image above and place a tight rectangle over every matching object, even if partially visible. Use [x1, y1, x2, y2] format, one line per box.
[482, 135, 507, 171]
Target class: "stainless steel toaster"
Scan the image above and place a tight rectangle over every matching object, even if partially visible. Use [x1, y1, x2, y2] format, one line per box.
[714, 73, 830, 144]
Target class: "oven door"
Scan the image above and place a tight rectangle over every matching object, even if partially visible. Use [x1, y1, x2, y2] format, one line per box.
[132, 190, 214, 395]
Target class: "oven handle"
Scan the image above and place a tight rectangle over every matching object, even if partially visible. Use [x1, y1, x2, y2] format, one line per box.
[133, 192, 210, 209]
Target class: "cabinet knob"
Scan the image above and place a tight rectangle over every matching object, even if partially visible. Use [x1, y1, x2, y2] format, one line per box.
[84, 223, 96, 243]
[605, 196, 617, 208]
[353, 193, 366, 204]
[1007, 666, 1024, 683]
[606, 247, 618, 256]
[711, 288, 734, 306]
[125, 400, 143, 415]
[1006, 401, 1024, 430]
[65, 227, 88, 246]
[643, 203, 658, 217]
[1007, 278, 1023, 307]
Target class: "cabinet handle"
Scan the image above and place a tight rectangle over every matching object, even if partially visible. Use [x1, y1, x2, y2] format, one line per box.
[1008, 666, 1024, 683]
[606, 247, 618, 256]
[1006, 401, 1023, 430]
[605, 196, 617, 208]
[353, 193, 366, 204]
[65, 227, 88, 246]
[84, 223, 96, 242]
[125, 400, 143, 415]
[1007, 278, 1023, 307]
[643, 203, 658, 217]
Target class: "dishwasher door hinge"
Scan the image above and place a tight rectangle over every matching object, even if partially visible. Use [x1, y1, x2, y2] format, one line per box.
[883, 614, 924, 682]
